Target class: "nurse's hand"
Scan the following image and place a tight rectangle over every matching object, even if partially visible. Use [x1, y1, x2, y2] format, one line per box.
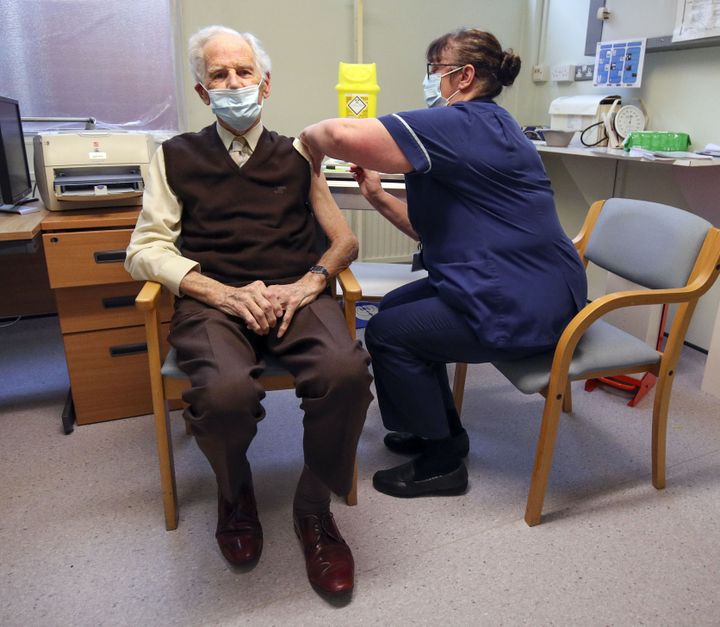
[350, 165, 383, 202]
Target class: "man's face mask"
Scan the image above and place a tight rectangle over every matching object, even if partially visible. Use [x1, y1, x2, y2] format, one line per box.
[422, 66, 462, 108]
[205, 79, 264, 132]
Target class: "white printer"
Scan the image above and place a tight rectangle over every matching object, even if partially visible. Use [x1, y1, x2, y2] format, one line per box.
[33, 131, 153, 211]
[548, 95, 620, 146]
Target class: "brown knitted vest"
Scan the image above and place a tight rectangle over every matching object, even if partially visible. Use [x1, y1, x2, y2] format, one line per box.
[162, 124, 319, 286]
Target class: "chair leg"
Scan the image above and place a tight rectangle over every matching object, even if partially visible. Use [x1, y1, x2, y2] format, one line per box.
[652, 372, 674, 490]
[452, 363, 468, 416]
[562, 381, 573, 413]
[345, 460, 358, 506]
[524, 394, 564, 526]
[154, 399, 179, 530]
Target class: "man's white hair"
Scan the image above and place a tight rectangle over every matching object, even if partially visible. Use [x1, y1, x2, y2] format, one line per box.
[188, 25, 272, 85]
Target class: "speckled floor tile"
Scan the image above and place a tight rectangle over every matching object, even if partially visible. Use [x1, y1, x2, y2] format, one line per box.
[1, 317, 719, 626]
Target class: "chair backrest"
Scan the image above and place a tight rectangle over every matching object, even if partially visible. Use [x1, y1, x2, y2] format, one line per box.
[584, 198, 713, 289]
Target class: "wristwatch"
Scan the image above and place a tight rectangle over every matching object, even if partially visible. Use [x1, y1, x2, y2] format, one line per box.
[309, 265, 330, 282]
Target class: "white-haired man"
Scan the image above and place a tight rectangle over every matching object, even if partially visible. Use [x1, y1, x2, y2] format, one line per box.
[126, 25, 372, 597]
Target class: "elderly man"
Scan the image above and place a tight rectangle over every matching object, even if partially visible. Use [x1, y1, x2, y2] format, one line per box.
[125, 25, 372, 597]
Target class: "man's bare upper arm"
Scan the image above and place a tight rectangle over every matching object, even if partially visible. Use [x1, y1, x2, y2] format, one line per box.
[307, 172, 353, 243]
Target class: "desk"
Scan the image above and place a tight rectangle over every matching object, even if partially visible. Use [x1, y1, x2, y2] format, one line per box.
[40, 208, 174, 425]
[2, 205, 174, 427]
[327, 174, 414, 263]
[0, 203, 55, 317]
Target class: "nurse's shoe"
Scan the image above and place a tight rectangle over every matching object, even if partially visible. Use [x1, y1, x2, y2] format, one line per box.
[383, 429, 470, 457]
[372, 459, 468, 498]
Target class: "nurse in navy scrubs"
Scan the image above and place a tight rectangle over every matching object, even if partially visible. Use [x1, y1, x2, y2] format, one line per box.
[300, 28, 587, 498]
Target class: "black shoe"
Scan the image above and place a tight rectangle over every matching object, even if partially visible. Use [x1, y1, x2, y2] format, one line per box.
[372, 460, 468, 498]
[383, 429, 470, 457]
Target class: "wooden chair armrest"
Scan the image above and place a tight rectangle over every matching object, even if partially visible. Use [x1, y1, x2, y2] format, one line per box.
[548, 280, 709, 391]
[572, 199, 606, 262]
[135, 281, 163, 311]
[337, 268, 362, 302]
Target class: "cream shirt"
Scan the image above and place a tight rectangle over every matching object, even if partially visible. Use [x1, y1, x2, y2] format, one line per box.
[125, 122, 311, 296]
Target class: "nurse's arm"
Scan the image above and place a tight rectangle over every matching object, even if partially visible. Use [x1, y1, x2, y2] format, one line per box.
[300, 118, 412, 175]
[352, 166, 418, 240]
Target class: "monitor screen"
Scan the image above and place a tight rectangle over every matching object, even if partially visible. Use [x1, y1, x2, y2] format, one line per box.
[0, 95, 32, 206]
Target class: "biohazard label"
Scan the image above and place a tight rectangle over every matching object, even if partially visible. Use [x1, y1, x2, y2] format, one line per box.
[346, 95, 369, 117]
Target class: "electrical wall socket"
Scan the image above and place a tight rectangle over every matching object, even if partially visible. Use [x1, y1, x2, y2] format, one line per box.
[574, 64, 595, 81]
[551, 64, 575, 82]
[531, 64, 549, 83]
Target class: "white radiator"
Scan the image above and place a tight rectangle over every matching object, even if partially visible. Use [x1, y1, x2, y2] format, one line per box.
[350, 210, 416, 261]
[334, 181, 415, 262]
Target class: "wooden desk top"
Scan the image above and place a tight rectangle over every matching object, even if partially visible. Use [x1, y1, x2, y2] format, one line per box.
[1, 203, 141, 241]
[0, 201, 49, 242]
[41, 207, 141, 232]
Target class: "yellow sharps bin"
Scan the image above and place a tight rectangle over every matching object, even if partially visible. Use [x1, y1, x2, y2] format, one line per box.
[336, 62, 379, 118]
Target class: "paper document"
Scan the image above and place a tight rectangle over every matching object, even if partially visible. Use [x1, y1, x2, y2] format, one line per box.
[673, 0, 720, 42]
[628, 148, 715, 161]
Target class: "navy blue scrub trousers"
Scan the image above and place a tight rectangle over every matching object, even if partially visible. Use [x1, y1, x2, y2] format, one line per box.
[364, 278, 537, 440]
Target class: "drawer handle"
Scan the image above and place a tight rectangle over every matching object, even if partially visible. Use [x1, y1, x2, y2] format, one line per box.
[109, 342, 147, 357]
[102, 295, 136, 309]
[94, 250, 127, 264]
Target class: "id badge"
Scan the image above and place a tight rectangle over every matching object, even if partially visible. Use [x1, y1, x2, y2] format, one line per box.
[411, 250, 425, 272]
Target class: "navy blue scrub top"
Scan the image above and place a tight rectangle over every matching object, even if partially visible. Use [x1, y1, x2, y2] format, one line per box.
[378, 98, 587, 350]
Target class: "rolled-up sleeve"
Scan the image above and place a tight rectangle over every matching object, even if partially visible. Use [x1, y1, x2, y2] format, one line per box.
[124, 146, 199, 296]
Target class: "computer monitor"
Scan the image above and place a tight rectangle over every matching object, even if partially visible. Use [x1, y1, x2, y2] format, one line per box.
[0, 95, 35, 213]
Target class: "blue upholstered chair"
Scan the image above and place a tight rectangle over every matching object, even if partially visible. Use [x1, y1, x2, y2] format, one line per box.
[453, 198, 720, 526]
[136, 270, 362, 531]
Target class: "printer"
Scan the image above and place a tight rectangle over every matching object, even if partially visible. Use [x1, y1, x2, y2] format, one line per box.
[548, 94, 620, 146]
[33, 131, 153, 211]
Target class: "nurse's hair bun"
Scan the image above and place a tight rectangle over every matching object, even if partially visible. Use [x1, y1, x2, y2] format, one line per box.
[498, 50, 521, 86]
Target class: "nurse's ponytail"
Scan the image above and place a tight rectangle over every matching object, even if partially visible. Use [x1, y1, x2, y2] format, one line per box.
[427, 28, 521, 99]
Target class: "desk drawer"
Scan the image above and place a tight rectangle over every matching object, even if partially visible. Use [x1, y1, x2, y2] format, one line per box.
[64, 324, 172, 424]
[43, 228, 133, 288]
[56, 282, 174, 334]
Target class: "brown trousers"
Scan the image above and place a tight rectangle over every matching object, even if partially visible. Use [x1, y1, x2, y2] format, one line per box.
[168, 294, 373, 503]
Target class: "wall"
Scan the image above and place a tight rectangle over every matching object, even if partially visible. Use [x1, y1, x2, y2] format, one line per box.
[514, 0, 720, 149]
[177, 0, 530, 136]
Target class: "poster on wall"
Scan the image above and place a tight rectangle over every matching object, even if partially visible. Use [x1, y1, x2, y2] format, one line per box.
[673, 0, 720, 42]
[594, 38, 646, 88]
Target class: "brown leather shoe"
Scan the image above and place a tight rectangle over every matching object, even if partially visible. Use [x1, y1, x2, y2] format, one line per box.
[293, 510, 354, 596]
[216, 485, 263, 567]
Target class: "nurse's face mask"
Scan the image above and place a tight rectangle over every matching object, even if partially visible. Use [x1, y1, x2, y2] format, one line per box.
[204, 79, 264, 132]
[422, 65, 462, 108]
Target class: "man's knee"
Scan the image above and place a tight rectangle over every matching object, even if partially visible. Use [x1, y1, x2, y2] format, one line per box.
[186, 376, 264, 424]
[305, 344, 372, 399]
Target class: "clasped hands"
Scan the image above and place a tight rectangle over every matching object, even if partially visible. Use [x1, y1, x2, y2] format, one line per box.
[214, 276, 325, 338]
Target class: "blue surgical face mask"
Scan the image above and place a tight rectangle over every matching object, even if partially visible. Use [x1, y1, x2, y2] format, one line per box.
[422, 66, 462, 108]
[205, 80, 264, 132]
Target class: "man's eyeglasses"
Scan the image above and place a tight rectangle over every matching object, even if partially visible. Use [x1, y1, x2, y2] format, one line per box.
[426, 63, 461, 79]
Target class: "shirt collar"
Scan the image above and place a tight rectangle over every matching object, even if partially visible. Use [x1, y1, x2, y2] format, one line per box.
[215, 121, 264, 152]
